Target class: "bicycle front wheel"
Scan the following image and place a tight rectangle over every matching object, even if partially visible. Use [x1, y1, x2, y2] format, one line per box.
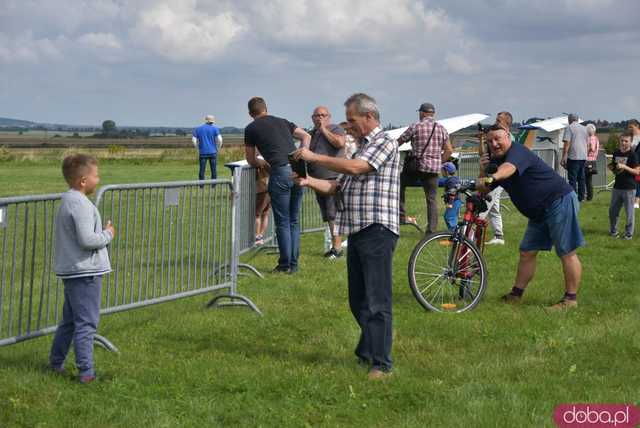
[408, 231, 487, 313]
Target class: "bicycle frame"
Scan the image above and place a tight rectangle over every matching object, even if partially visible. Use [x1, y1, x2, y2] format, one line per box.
[448, 191, 489, 280]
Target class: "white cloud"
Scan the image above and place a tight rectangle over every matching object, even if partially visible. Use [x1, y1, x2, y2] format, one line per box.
[77, 32, 122, 50]
[1, 0, 123, 35]
[244, 0, 454, 48]
[0, 32, 63, 64]
[130, 1, 244, 62]
[445, 53, 476, 74]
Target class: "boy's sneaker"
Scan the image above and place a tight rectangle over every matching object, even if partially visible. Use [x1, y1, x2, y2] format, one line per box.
[79, 375, 96, 384]
[623, 234, 632, 240]
[49, 366, 65, 375]
[610, 232, 619, 238]
[486, 237, 505, 245]
[255, 235, 264, 246]
[546, 299, 578, 312]
[324, 248, 343, 260]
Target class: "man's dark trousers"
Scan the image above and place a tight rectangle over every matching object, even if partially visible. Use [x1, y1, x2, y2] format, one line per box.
[347, 223, 398, 371]
[566, 159, 586, 202]
[399, 170, 439, 233]
[199, 155, 217, 180]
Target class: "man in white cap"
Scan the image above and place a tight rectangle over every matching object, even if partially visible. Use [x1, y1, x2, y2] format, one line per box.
[192, 115, 223, 180]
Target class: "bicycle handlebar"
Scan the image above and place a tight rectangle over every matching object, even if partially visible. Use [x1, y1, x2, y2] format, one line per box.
[445, 180, 492, 202]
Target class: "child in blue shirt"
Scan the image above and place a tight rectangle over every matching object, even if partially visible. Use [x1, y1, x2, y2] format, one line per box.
[439, 162, 462, 230]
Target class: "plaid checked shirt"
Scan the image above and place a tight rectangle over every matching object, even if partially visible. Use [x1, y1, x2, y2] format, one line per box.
[397, 118, 449, 173]
[336, 127, 400, 236]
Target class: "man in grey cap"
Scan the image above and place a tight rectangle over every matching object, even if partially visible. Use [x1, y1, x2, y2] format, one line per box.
[561, 114, 589, 202]
[397, 102, 452, 233]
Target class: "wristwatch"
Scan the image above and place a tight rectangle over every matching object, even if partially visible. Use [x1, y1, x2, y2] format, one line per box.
[485, 175, 495, 185]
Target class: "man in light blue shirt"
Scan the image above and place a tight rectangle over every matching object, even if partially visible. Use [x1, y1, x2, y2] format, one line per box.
[192, 114, 223, 180]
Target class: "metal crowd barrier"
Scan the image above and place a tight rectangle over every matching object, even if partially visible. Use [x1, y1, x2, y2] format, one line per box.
[0, 178, 261, 350]
[225, 162, 324, 277]
[0, 194, 67, 347]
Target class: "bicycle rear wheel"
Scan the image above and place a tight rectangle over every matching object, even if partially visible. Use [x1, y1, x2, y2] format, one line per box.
[408, 231, 487, 313]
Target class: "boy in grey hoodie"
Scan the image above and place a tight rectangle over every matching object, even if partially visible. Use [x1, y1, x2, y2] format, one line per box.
[49, 154, 115, 384]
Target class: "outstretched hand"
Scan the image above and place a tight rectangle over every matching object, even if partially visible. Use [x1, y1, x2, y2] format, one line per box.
[292, 148, 317, 162]
[291, 172, 310, 187]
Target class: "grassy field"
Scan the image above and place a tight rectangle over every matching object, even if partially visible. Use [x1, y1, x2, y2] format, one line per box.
[0, 155, 638, 427]
[0, 133, 246, 149]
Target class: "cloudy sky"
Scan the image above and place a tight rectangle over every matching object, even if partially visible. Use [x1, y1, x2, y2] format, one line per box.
[1, 0, 639, 128]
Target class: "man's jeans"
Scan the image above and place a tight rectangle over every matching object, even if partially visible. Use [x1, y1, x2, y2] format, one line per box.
[347, 224, 398, 371]
[268, 165, 303, 270]
[49, 276, 102, 377]
[199, 155, 217, 180]
[566, 159, 586, 201]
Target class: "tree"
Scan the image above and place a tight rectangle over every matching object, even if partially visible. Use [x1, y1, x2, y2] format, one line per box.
[605, 132, 619, 154]
[102, 120, 117, 137]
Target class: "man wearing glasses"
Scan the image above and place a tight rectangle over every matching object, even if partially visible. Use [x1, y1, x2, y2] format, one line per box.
[308, 106, 347, 259]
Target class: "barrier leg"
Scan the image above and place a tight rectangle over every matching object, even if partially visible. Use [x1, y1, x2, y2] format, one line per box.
[206, 293, 262, 315]
[94, 334, 119, 353]
[238, 263, 264, 279]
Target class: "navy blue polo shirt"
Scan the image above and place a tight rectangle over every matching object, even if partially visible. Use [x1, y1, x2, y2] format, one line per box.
[494, 143, 572, 221]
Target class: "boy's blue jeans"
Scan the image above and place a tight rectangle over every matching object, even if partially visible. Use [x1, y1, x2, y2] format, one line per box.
[444, 199, 462, 231]
[49, 276, 102, 377]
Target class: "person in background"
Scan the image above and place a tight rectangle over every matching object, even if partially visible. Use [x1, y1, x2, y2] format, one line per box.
[585, 124, 600, 202]
[308, 106, 347, 259]
[628, 119, 640, 208]
[628, 119, 640, 150]
[397, 102, 452, 233]
[608, 131, 639, 239]
[340, 121, 359, 159]
[255, 149, 271, 246]
[480, 111, 513, 245]
[244, 97, 311, 274]
[439, 161, 462, 231]
[192, 115, 223, 180]
[561, 114, 589, 202]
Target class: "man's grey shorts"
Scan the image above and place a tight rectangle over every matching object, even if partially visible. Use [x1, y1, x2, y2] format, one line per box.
[315, 193, 338, 222]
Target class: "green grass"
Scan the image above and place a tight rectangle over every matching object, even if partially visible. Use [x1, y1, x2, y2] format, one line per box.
[0, 158, 639, 427]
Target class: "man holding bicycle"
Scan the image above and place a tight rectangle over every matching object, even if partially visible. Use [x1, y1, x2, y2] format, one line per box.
[476, 124, 585, 310]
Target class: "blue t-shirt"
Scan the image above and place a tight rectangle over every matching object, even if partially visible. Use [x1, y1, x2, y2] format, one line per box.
[494, 143, 572, 221]
[192, 123, 220, 155]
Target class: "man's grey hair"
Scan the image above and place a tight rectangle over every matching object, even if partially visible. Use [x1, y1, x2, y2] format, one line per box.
[344, 93, 380, 121]
[568, 113, 578, 123]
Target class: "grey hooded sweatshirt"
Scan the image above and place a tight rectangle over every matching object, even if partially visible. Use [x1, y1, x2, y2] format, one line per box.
[54, 189, 112, 279]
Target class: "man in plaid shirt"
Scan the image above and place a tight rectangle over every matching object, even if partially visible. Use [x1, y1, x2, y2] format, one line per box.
[292, 93, 399, 380]
[397, 102, 452, 233]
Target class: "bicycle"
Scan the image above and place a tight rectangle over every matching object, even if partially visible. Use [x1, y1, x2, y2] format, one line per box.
[407, 180, 491, 313]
